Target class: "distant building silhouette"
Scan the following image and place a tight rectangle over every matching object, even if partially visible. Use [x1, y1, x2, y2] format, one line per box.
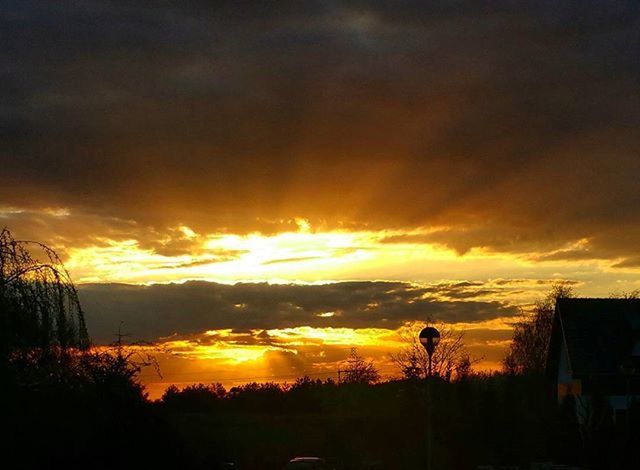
[547, 298, 640, 423]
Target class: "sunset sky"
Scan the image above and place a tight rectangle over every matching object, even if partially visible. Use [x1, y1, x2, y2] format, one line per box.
[2, 1, 639, 397]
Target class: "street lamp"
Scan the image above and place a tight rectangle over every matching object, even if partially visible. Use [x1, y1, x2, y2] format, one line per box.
[419, 325, 440, 470]
[419, 326, 440, 377]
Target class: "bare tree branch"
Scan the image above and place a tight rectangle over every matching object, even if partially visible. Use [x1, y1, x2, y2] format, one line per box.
[390, 321, 477, 381]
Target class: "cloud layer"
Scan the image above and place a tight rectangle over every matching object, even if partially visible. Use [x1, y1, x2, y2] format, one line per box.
[2, 1, 640, 264]
[79, 280, 519, 343]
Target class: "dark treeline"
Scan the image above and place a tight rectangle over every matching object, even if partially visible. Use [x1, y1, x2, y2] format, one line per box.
[156, 371, 639, 470]
[155, 374, 583, 469]
[5, 349, 187, 469]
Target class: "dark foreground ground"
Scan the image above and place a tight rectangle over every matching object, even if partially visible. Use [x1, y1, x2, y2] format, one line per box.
[6, 373, 640, 469]
[153, 376, 639, 469]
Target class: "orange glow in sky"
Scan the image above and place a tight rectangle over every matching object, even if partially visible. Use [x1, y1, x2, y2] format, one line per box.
[46, 219, 637, 398]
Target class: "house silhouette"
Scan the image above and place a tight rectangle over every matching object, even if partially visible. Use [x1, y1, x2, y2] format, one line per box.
[547, 298, 640, 423]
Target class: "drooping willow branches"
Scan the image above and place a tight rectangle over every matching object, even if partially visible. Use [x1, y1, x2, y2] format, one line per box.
[0, 228, 89, 360]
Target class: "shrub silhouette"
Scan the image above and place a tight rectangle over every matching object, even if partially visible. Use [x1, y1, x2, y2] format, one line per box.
[1, 229, 186, 469]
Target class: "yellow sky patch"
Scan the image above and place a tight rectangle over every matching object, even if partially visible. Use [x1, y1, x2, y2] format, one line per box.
[62, 223, 534, 286]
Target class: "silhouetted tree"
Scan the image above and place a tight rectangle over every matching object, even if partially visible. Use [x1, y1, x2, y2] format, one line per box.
[454, 353, 473, 380]
[391, 322, 473, 381]
[503, 281, 574, 375]
[609, 289, 640, 299]
[162, 383, 226, 412]
[342, 348, 380, 384]
[1, 229, 185, 469]
[0, 228, 89, 367]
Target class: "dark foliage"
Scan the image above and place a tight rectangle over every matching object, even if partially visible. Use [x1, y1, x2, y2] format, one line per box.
[503, 282, 574, 376]
[155, 374, 601, 470]
[0, 229, 187, 469]
[341, 348, 380, 385]
[391, 322, 473, 381]
[0, 228, 88, 365]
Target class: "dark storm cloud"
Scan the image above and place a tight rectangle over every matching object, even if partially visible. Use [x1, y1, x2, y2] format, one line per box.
[79, 280, 518, 343]
[2, 1, 640, 263]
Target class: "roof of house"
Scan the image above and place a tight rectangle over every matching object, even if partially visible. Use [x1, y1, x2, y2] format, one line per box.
[549, 298, 640, 378]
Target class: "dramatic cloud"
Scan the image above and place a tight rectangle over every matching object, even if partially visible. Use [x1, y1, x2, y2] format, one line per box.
[79, 280, 519, 343]
[80, 279, 524, 395]
[2, 1, 640, 264]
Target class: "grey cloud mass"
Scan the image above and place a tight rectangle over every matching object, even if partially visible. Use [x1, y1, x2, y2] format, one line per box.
[1, 1, 640, 264]
[79, 280, 519, 343]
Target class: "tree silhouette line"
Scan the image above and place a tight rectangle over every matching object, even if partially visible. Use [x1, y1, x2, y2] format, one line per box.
[1, 229, 184, 469]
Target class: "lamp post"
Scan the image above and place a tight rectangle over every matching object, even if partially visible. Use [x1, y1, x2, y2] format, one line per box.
[419, 326, 440, 377]
[419, 326, 440, 470]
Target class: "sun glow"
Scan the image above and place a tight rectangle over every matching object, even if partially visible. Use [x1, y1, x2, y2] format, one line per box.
[162, 339, 274, 364]
[44, 220, 621, 400]
[158, 327, 406, 363]
[62, 223, 521, 285]
[265, 326, 402, 347]
[137, 319, 515, 398]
